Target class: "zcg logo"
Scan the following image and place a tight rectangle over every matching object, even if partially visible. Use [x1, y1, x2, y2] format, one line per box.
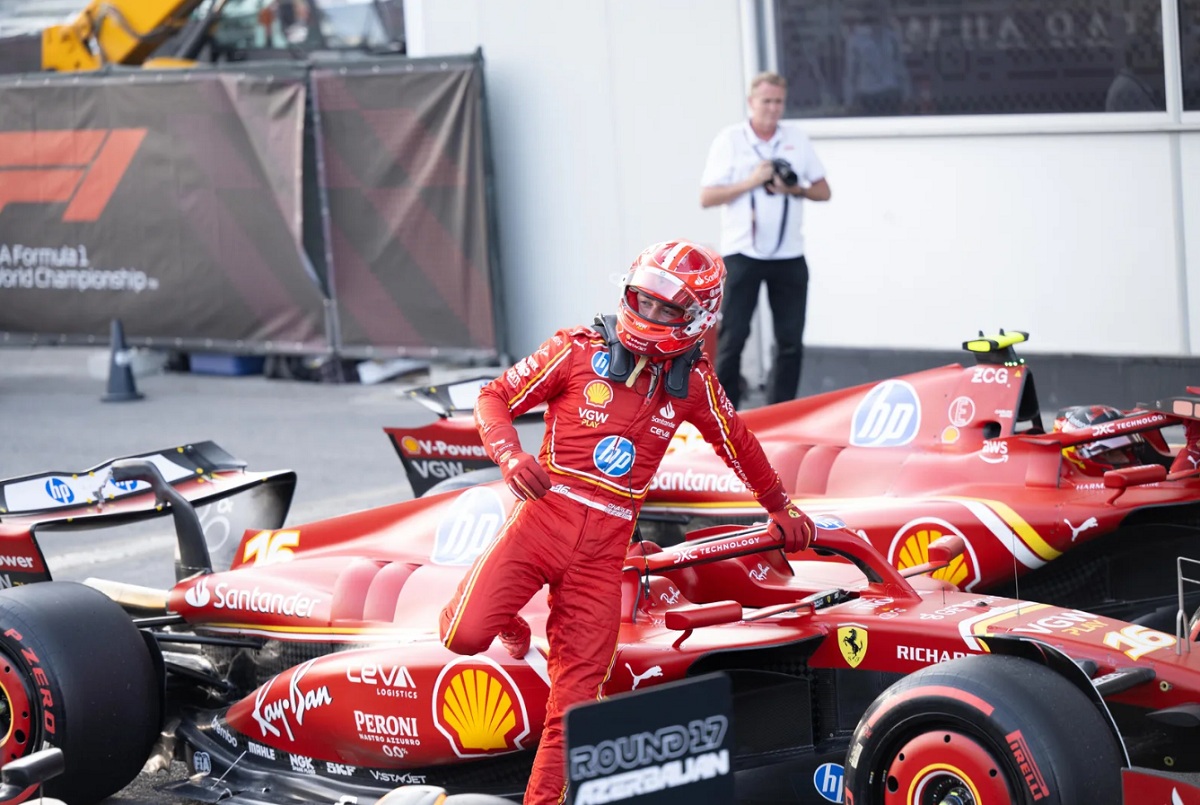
[850, 380, 921, 447]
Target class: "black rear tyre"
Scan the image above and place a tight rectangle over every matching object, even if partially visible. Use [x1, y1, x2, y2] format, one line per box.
[844, 654, 1122, 805]
[0, 582, 162, 804]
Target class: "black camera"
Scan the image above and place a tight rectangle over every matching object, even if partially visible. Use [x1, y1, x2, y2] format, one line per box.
[764, 158, 799, 193]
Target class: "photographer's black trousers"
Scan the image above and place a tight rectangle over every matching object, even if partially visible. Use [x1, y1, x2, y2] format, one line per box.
[715, 252, 809, 409]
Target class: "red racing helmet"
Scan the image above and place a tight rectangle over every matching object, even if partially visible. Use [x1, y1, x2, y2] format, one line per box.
[615, 240, 726, 358]
[1053, 404, 1144, 476]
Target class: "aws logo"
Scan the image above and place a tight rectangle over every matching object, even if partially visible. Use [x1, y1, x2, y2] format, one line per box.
[890, 518, 978, 590]
[0, 129, 147, 222]
[433, 657, 530, 757]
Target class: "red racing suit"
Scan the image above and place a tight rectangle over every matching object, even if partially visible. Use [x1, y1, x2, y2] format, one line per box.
[438, 324, 788, 805]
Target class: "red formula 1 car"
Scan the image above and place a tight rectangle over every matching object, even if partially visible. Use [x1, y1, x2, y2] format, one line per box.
[389, 331, 1200, 631]
[3, 443, 1200, 805]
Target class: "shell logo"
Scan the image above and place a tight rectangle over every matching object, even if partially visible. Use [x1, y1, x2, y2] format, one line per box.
[890, 519, 976, 590]
[584, 380, 613, 408]
[433, 657, 530, 757]
[400, 436, 421, 455]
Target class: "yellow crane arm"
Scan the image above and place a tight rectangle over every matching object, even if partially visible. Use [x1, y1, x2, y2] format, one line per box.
[42, 0, 209, 71]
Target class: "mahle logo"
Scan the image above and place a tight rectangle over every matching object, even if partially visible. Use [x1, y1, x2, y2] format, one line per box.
[0, 129, 147, 222]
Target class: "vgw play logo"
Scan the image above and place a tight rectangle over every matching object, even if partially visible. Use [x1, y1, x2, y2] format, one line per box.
[850, 380, 921, 447]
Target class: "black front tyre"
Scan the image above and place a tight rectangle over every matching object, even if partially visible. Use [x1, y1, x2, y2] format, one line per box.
[0, 582, 162, 804]
[844, 654, 1123, 805]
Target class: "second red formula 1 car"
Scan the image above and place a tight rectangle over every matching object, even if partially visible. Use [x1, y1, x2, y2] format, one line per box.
[389, 331, 1200, 631]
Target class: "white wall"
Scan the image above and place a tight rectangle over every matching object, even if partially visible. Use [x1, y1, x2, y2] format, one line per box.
[804, 131, 1183, 355]
[406, 1, 1198, 362]
[407, 0, 746, 358]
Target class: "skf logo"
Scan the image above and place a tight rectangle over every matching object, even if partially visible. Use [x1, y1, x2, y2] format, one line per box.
[0, 129, 147, 221]
[433, 657, 530, 757]
[838, 625, 868, 668]
[583, 380, 613, 407]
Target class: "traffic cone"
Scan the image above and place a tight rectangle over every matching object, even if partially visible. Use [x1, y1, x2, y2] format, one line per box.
[101, 318, 144, 402]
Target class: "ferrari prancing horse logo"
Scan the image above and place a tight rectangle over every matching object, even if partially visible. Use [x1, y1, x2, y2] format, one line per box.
[838, 625, 868, 668]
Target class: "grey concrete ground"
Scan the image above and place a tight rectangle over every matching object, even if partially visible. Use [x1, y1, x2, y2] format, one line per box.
[1, 346, 432, 516]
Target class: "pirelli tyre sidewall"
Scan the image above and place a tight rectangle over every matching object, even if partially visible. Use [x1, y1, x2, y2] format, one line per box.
[843, 654, 1123, 805]
[0, 581, 162, 805]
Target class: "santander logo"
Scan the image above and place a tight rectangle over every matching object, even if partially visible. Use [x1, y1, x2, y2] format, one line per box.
[185, 578, 211, 607]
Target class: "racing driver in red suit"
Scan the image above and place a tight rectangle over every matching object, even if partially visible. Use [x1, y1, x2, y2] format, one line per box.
[438, 239, 815, 805]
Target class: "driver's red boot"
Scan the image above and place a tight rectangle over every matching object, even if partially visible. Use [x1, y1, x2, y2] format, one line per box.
[497, 615, 530, 659]
[1170, 420, 1200, 476]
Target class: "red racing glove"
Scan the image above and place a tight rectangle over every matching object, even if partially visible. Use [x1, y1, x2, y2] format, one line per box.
[767, 500, 815, 553]
[500, 451, 551, 501]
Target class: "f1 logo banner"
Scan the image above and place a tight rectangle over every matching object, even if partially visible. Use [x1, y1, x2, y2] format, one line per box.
[565, 672, 733, 804]
[312, 53, 501, 361]
[0, 68, 327, 351]
[0, 129, 146, 222]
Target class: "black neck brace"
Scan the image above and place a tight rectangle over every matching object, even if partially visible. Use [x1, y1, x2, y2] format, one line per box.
[593, 314, 700, 399]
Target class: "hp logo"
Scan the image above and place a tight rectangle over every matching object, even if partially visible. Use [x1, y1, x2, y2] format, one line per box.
[591, 351, 611, 378]
[593, 436, 635, 477]
[850, 380, 920, 447]
[44, 477, 74, 504]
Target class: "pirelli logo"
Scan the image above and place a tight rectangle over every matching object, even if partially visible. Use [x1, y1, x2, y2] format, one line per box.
[0, 129, 147, 222]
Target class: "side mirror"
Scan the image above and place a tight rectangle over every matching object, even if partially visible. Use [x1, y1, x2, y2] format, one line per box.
[1104, 464, 1167, 489]
[899, 533, 965, 579]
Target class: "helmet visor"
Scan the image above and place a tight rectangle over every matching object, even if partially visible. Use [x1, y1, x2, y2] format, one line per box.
[625, 267, 698, 314]
[1076, 434, 1141, 459]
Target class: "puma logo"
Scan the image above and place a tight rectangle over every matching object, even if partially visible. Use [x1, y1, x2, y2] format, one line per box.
[1066, 516, 1099, 542]
[626, 663, 663, 690]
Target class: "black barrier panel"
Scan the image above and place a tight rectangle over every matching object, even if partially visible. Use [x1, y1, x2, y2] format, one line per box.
[0, 65, 328, 352]
[312, 54, 500, 360]
[565, 672, 733, 805]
